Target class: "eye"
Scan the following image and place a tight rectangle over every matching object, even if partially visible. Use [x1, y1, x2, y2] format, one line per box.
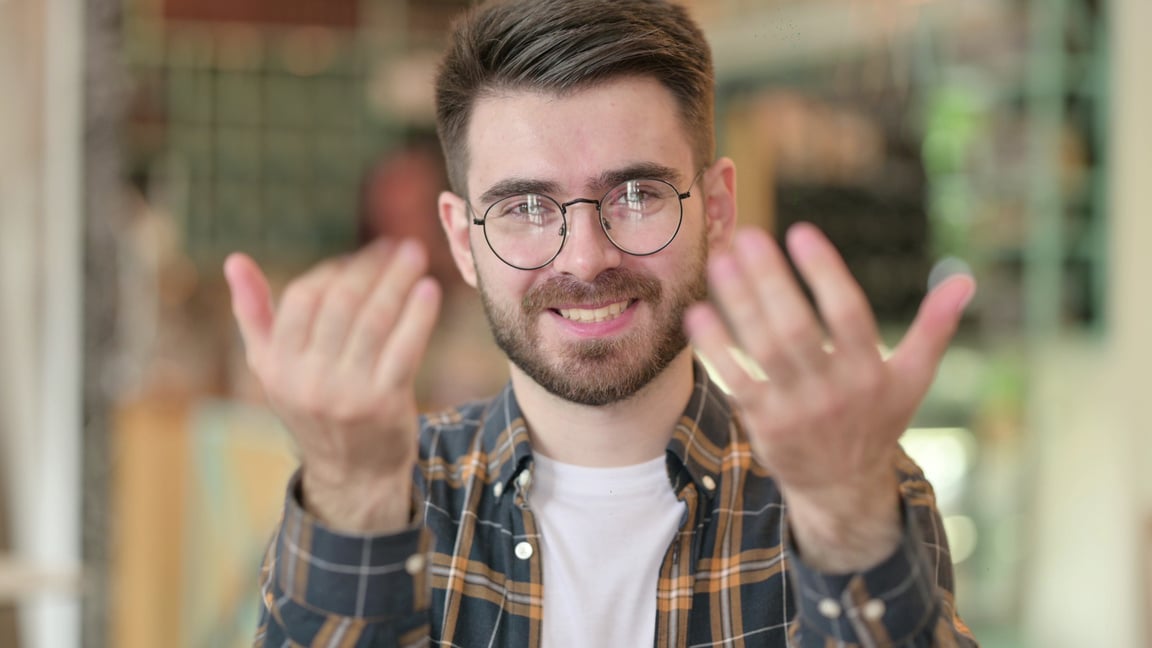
[492, 194, 558, 225]
[617, 181, 652, 206]
[605, 180, 671, 215]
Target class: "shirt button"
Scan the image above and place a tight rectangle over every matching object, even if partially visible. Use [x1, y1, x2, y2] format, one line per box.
[404, 553, 425, 575]
[862, 599, 886, 621]
[514, 541, 534, 560]
[817, 598, 842, 619]
[701, 475, 716, 491]
[493, 482, 504, 498]
[517, 469, 532, 490]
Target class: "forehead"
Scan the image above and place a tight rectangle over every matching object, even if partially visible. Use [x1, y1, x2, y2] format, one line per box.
[465, 76, 695, 198]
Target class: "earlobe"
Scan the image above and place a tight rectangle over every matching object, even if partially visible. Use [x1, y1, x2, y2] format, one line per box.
[703, 157, 738, 252]
[438, 190, 479, 288]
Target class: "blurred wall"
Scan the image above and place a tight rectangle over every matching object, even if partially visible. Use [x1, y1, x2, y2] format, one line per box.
[0, 0, 84, 646]
[1110, 0, 1152, 524]
[0, 0, 46, 566]
[1023, 0, 1152, 645]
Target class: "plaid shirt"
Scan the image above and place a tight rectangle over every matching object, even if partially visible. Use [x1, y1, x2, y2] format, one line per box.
[256, 363, 977, 647]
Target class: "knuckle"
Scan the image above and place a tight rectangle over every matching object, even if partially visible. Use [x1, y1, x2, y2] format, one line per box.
[282, 281, 320, 310]
[287, 374, 333, 417]
[854, 368, 884, 398]
[721, 296, 754, 324]
[725, 372, 758, 401]
[328, 400, 370, 426]
[355, 314, 392, 344]
[326, 285, 365, 314]
[814, 389, 849, 419]
[825, 298, 866, 328]
[290, 386, 325, 419]
[363, 294, 404, 329]
[776, 318, 811, 344]
[742, 338, 774, 365]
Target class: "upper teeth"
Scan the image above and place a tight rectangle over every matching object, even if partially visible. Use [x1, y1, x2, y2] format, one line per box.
[558, 301, 628, 323]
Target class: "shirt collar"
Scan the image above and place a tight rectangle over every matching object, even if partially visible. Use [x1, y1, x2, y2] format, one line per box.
[479, 358, 734, 498]
[665, 358, 733, 497]
[479, 383, 535, 497]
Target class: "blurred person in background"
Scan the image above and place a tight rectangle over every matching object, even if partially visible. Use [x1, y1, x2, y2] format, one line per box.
[358, 134, 508, 410]
[225, 0, 978, 645]
[358, 133, 460, 292]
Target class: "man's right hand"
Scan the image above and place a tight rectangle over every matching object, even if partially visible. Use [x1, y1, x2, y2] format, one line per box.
[224, 239, 442, 533]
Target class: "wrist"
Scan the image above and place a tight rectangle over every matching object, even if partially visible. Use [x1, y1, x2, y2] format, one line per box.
[783, 470, 902, 573]
[300, 466, 415, 534]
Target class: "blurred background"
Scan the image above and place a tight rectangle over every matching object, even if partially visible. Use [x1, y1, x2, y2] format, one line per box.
[1, 0, 1149, 646]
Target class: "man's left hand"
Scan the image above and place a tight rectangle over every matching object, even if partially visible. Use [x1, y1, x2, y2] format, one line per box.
[684, 224, 974, 572]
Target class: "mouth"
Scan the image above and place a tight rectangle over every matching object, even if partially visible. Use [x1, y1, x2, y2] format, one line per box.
[553, 299, 633, 324]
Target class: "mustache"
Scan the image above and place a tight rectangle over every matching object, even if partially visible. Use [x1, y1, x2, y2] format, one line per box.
[522, 268, 662, 315]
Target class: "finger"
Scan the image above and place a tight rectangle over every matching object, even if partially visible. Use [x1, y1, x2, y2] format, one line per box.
[343, 240, 430, 369]
[888, 274, 975, 404]
[731, 227, 828, 371]
[309, 239, 396, 357]
[785, 222, 880, 359]
[707, 248, 803, 384]
[375, 277, 442, 388]
[272, 258, 343, 355]
[684, 303, 770, 404]
[224, 253, 274, 366]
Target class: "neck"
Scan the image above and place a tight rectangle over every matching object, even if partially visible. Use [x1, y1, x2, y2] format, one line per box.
[510, 348, 696, 467]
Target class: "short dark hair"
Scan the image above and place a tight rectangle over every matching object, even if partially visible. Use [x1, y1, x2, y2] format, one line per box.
[434, 0, 715, 196]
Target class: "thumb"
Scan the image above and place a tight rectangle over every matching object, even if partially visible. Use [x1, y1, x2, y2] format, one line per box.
[888, 274, 975, 401]
[223, 252, 274, 365]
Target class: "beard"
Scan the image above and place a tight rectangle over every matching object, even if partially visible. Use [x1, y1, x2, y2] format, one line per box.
[477, 235, 708, 406]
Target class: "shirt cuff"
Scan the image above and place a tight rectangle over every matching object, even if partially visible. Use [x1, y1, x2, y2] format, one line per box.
[786, 498, 939, 645]
[270, 470, 431, 621]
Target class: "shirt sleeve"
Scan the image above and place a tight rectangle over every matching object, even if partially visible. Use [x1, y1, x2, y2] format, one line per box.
[253, 470, 432, 648]
[785, 468, 979, 647]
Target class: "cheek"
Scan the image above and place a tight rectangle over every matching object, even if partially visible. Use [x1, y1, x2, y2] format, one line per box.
[474, 256, 535, 304]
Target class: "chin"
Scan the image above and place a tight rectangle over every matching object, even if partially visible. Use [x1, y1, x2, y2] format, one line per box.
[514, 333, 688, 407]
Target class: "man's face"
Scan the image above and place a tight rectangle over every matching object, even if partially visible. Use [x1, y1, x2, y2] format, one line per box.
[448, 77, 723, 406]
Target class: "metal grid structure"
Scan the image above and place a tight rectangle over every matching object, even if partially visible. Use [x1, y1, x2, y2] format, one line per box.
[122, 0, 471, 269]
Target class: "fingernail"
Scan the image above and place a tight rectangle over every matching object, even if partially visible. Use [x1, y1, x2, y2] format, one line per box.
[955, 279, 976, 314]
[785, 223, 820, 263]
[928, 257, 972, 290]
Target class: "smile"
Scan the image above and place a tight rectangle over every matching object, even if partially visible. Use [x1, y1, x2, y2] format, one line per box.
[556, 300, 631, 323]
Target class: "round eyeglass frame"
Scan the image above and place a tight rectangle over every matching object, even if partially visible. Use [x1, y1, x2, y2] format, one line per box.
[469, 171, 704, 271]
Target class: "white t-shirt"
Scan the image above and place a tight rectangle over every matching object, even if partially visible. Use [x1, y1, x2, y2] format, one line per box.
[529, 453, 687, 648]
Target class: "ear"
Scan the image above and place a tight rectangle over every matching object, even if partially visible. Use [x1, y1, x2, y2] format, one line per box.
[438, 190, 479, 288]
[701, 157, 737, 254]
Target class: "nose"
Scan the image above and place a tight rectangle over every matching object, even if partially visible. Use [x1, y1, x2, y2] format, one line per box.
[550, 203, 622, 281]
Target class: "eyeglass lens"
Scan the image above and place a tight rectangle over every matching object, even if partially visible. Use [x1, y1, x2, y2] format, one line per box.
[481, 179, 684, 269]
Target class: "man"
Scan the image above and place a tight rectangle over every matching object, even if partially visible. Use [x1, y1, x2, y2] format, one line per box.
[225, 0, 979, 645]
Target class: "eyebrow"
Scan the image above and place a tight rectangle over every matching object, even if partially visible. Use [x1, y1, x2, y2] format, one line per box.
[476, 162, 686, 206]
[478, 178, 563, 206]
[589, 163, 683, 193]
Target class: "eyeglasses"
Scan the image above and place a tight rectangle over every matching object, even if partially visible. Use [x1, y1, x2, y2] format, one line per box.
[470, 172, 703, 271]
